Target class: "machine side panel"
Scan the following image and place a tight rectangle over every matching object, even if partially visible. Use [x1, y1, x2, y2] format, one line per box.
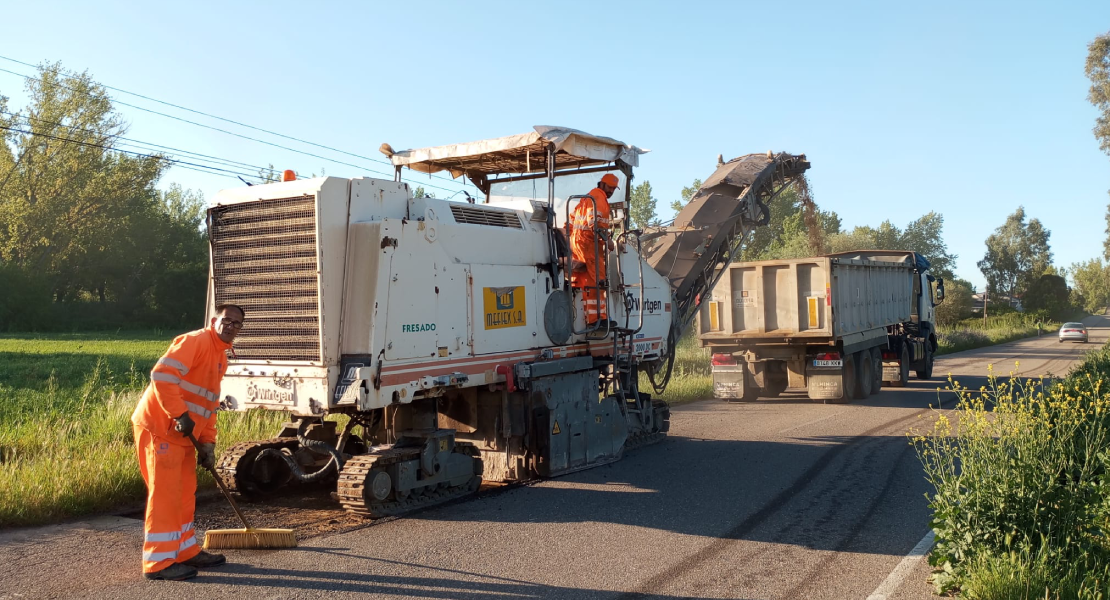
[530, 371, 625, 477]
[383, 223, 441, 361]
[468, 264, 543, 355]
[349, 178, 410, 221]
[339, 221, 383, 356]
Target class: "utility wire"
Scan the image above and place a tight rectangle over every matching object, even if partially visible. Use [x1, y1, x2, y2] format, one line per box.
[0, 57, 478, 194]
[2, 110, 308, 177]
[0, 125, 265, 181]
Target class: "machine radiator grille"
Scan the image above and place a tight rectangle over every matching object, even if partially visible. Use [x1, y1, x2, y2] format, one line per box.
[449, 204, 523, 229]
[209, 196, 321, 361]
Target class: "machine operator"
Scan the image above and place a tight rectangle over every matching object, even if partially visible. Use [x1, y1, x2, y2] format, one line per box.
[570, 173, 620, 328]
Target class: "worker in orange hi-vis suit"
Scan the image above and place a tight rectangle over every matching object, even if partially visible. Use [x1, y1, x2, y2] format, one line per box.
[570, 172, 620, 327]
[131, 304, 244, 581]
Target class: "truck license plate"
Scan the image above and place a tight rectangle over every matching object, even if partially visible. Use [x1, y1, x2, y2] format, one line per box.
[813, 360, 843, 367]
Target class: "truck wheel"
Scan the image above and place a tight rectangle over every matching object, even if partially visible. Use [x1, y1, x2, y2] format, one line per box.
[870, 347, 883, 393]
[915, 348, 934, 380]
[828, 353, 857, 404]
[854, 351, 872, 399]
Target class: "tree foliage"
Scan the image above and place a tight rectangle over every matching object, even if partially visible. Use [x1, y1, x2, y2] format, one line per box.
[1022, 274, 1072, 320]
[628, 180, 658, 230]
[1086, 31, 1110, 157]
[977, 207, 1052, 300]
[669, 178, 701, 214]
[826, 211, 957, 278]
[934, 278, 975, 326]
[0, 62, 206, 330]
[1070, 259, 1110, 314]
[752, 186, 841, 261]
[1104, 200, 1110, 261]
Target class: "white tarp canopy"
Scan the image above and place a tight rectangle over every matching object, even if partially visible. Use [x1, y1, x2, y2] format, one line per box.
[383, 126, 648, 179]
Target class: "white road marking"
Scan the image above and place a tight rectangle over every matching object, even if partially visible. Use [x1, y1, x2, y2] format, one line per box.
[866, 529, 936, 600]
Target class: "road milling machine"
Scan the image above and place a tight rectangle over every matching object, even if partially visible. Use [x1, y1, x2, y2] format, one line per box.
[207, 126, 809, 517]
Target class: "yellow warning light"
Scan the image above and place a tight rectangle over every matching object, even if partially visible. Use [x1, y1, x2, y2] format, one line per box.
[281, 169, 296, 182]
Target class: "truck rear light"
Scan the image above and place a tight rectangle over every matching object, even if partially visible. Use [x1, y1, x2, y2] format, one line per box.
[712, 353, 737, 366]
[814, 352, 841, 362]
[881, 350, 898, 360]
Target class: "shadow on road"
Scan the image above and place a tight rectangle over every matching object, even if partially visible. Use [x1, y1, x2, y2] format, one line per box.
[196, 555, 746, 599]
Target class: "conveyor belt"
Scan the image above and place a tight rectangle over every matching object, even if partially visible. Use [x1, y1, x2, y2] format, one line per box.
[644, 152, 810, 333]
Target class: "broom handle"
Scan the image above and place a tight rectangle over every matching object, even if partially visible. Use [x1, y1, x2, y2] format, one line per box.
[186, 433, 254, 531]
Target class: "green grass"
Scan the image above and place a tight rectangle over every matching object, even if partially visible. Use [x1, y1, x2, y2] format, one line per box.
[937, 314, 1066, 355]
[0, 331, 285, 528]
[640, 332, 712, 405]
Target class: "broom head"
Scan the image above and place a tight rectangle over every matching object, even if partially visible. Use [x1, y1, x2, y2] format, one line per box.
[203, 528, 297, 549]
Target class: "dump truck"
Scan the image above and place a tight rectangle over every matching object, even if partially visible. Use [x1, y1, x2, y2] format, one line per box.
[697, 251, 945, 403]
[205, 125, 810, 516]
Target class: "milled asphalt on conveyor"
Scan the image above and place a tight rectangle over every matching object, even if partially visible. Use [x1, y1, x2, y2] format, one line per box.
[1, 314, 1105, 600]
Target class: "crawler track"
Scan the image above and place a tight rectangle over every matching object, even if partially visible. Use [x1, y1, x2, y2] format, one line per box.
[215, 437, 298, 496]
[336, 446, 482, 518]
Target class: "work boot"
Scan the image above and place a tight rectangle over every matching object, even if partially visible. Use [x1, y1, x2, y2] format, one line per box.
[144, 563, 198, 581]
[181, 550, 226, 569]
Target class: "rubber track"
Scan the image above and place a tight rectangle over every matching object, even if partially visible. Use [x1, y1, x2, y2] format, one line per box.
[215, 437, 298, 496]
[336, 447, 481, 518]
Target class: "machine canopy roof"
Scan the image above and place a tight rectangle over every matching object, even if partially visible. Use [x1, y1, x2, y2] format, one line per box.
[385, 126, 647, 179]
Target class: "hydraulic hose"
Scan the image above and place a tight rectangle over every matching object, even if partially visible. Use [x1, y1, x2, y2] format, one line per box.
[255, 418, 346, 483]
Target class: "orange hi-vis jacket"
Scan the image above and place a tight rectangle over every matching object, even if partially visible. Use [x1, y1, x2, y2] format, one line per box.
[132, 327, 232, 447]
[570, 187, 612, 286]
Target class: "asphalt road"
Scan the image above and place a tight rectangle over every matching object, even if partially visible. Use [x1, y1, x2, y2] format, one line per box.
[1, 314, 1105, 600]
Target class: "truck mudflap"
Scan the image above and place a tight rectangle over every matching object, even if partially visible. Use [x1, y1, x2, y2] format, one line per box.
[806, 362, 845, 401]
[712, 364, 747, 400]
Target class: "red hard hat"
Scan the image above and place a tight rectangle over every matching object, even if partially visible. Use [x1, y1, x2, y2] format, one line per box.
[601, 173, 620, 188]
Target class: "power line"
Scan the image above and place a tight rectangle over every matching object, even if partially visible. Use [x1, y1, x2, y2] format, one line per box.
[2, 110, 309, 178]
[0, 125, 266, 181]
[0, 56, 479, 194]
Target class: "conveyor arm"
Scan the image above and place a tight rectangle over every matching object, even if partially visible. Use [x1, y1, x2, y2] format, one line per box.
[644, 152, 810, 338]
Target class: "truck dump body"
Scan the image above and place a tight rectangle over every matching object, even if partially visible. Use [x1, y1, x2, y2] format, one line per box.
[699, 255, 914, 345]
[698, 250, 938, 403]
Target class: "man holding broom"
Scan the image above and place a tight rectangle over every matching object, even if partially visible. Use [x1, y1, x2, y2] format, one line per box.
[131, 304, 244, 581]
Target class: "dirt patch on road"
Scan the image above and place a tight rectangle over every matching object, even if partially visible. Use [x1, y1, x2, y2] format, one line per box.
[192, 487, 373, 539]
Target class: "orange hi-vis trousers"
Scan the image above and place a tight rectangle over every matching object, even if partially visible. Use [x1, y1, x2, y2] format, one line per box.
[579, 281, 608, 323]
[134, 425, 201, 573]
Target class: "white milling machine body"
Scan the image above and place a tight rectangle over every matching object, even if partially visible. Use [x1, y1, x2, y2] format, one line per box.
[206, 126, 809, 516]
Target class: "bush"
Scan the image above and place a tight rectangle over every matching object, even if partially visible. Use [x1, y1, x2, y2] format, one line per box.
[914, 345, 1110, 596]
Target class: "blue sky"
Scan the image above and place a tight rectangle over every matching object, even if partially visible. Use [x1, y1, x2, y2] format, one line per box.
[2, 0, 1108, 290]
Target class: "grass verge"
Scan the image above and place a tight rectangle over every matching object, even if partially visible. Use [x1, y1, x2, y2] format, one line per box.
[936, 313, 1072, 355]
[0, 332, 286, 528]
[913, 341, 1110, 597]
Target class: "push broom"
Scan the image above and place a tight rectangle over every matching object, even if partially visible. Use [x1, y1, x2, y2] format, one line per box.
[186, 433, 297, 550]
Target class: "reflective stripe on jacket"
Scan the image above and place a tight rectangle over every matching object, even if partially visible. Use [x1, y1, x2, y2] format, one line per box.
[131, 327, 232, 446]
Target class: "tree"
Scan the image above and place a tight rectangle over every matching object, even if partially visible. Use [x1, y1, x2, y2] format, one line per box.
[0, 62, 167, 303]
[1105, 201, 1110, 261]
[257, 164, 280, 184]
[1022, 274, 1071, 319]
[757, 189, 841, 260]
[977, 207, 1052, 300]
[412, 186, 435, 199]
[826, 211, 957, 279]
[628, 180, 658, 231]
[1070, 259, 1110, 314]
[669, 178, 701, 214]
[1086, 31, 1110, 156]
[934, 278, 974, 326]
[0, 62, 211, 329]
